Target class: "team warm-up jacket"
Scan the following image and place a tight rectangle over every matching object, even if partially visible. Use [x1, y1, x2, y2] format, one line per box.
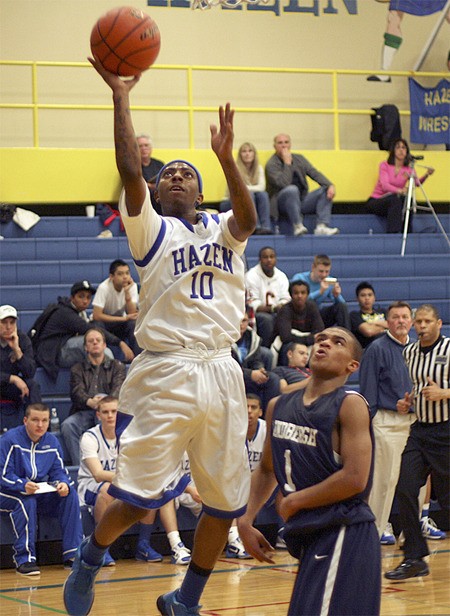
[0, 425, 73, 495]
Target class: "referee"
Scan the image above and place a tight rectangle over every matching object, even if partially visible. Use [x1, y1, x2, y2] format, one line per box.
[385, 304, 450, 580]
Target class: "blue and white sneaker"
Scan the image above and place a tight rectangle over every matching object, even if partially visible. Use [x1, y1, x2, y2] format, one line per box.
[103, 549, 116, 567]
[63, 538, 103, 616]
[225, 537, 252, 559]
[135, 541, 163, 562]
[170, 542, 191, 565]
[380, 523, 396, 545]
[156, 589, 201, 615]
[421, 517, 446, 540]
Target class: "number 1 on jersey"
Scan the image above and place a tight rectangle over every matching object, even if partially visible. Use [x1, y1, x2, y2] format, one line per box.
[284, 449, 296, 493]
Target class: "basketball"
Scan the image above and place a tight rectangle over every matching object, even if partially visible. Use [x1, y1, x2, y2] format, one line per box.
[90, 7, 161, 77]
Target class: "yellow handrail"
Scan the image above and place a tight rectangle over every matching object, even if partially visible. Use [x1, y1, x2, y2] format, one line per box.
[0, 60, 447, 149]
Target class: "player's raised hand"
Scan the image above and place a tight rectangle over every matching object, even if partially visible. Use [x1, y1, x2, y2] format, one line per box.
[88, 56, 141, 93]
[210, 103, 234, 162]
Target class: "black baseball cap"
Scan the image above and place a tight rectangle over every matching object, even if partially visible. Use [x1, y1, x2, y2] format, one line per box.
[70, 280, 96, 296]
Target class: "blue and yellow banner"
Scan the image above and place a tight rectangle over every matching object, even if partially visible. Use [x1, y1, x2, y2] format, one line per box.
[409, 78, 450, 145]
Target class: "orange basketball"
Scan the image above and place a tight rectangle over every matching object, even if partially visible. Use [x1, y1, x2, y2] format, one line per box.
[90, 6, 161, 77]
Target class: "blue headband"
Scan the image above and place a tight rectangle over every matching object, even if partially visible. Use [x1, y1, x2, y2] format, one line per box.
[155, 159, 203, 193]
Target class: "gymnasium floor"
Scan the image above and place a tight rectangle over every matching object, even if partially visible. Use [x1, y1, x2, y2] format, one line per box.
[0, 540, 449, 615]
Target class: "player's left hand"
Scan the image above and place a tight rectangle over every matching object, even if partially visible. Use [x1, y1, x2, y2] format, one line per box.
[278, 492, 298, 522]
[210, 103, 234, 162]
[238, 523, 275, 563]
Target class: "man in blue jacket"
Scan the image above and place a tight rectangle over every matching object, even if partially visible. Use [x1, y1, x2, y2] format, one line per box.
[0, 403, 83, 575]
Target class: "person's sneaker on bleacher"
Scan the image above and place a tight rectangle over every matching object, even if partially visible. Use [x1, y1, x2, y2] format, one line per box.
[170, 542, 191, 565]
[135, 541, 163, 563]
[380, 522, 395, 545]
[421, 517, 446, 540]
[156, 589, 201, 615]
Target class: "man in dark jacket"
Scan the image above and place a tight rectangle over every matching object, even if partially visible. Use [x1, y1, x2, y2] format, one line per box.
[0, 305, 41, 432]
[272, 281, 324, 366]
[232, 313, 280, 414]
[61, 327, 126, 465]
[265, 134, 339, 236]
[30, 280, 133, 381]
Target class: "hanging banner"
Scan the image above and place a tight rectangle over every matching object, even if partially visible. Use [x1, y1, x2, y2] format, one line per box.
[409, 78, 450, 145]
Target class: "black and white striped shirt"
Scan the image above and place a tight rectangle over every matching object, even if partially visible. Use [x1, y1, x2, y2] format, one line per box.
[403, 336, 450, 424]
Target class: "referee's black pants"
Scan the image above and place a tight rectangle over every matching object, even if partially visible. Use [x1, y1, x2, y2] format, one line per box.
[395, 419, 450, 560]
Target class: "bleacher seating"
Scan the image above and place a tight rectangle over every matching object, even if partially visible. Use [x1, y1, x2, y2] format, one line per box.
[0, 210, 449, 568]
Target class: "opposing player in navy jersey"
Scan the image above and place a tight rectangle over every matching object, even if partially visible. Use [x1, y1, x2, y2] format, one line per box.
[238, 327, 381, 616]
[64, 58, 256, 616]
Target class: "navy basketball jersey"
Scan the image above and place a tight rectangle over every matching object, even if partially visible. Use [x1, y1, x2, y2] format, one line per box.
[271, 387, 375, 535]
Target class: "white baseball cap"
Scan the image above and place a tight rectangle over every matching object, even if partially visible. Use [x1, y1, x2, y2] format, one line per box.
[0, 305, 18, 320]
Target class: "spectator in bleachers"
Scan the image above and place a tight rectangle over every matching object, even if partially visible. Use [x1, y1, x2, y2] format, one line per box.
[30, 280, 134, 381]
[0, 403, 83, 576]
[232, 313, 280, 414]
[77, 396, 191, 566]
[61, 328, 126, 466]
[272, 281, 324, 366]
[291, 254, 351, 330]
[350, 282, 388, 349]
[220, 143, 272, 235]
[245, 247, 291, 348]
[359, 301, 415, 546]
[273, 341, 311, 393]
[265, 133, 339, 236]
[92, 259, 142, 356]
[137, 133, 165, 214]
[0, 305, 41, 433]
[366, 138, 434, 233]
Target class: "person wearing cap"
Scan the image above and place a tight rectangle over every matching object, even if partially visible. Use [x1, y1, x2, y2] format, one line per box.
[0, 305, 41, 432]
[29, 281, 134, 381]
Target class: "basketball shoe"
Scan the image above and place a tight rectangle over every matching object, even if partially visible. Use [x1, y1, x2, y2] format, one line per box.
[157, 589, 201, 615]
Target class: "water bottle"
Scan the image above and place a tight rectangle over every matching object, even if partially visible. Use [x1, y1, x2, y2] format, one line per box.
[368, 228, 373, 236]
[50, 407, 60, 432]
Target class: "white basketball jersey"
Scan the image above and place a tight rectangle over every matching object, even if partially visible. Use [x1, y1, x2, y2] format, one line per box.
[77, 425, 118, 493]
[119, 190, 248, 352]
[247, 418, 267, 472]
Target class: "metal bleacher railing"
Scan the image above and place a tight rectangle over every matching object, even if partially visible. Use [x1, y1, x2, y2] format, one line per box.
[0, 60, 448, 150]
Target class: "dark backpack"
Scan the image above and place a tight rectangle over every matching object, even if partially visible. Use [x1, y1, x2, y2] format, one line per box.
[0, 203, 16, 224]
[28, 303, 59, 350]
[370, 104, 402, 151]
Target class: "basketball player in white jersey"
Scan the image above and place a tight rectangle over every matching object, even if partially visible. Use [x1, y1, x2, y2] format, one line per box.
[64, 58, 257, 616]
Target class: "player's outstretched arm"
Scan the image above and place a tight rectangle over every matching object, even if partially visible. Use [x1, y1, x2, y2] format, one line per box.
[210, 103, 256, 241]
[89, 57, 147, 216]
[238, 397, 278, 563]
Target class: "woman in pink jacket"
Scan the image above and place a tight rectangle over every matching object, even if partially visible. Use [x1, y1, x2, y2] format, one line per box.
[366, 139, 434, 233]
